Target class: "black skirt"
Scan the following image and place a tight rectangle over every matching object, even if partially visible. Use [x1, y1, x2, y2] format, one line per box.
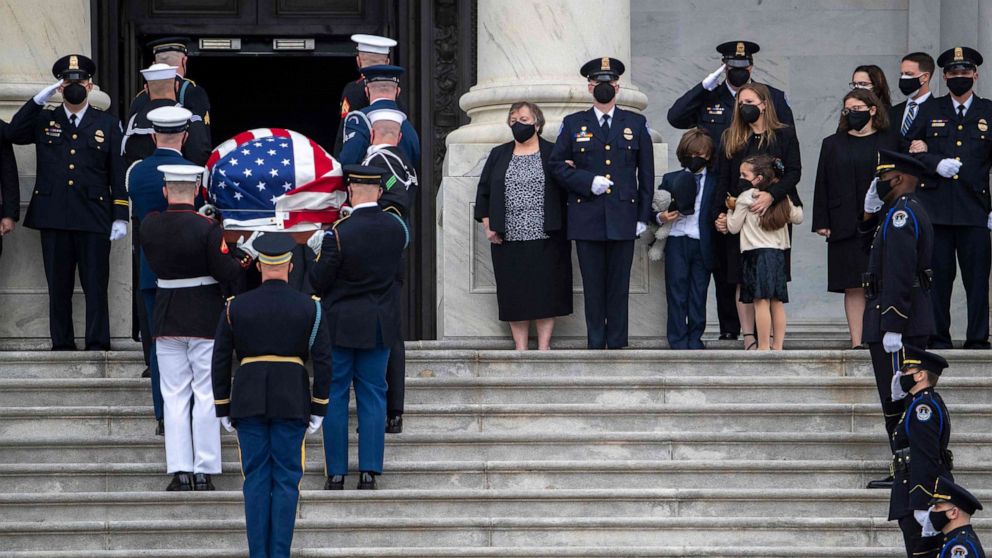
[740, 248, 789, 303]
[491, 230, 573, 322]
[827, 235, 869, 293]
[725, 228, 793, 284]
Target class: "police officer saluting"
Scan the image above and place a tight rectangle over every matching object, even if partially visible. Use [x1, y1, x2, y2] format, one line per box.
[550, 57, 654, 349]
[887, 346, 952, 558]
[338, 65, 420, 167]
[905, 46, 992, 350]
[860, 149, 934, 489]
[309, 165, 408, 489]
[212, 233, 332, 558]
[6, 54, 128, 351]
[929, 476, 986, 558]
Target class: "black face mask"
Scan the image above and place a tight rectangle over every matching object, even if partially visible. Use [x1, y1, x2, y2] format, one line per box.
[593, 81, 616, 103]
[510, 121, 536, 143]
[727, 67, 751, 88]
[846, 111, 871, 131]
[899, 373, 918, 395]
[686, 156, 708, 173]
[898, 76, 923, 96]
[946, 76, 975, 97]
[737, 177, 755, 192]
[62, 83, 88, 105]
[876, 176, 895, 200]
[929, 509, 952, 532]
[738, 103, 761, 124]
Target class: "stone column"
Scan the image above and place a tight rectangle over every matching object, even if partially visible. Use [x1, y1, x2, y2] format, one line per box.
[437, 0, 668, 340]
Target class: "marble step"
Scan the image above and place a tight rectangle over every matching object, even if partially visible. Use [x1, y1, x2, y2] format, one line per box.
[2, 376, 992, 407]
[3, 516, 987, 551]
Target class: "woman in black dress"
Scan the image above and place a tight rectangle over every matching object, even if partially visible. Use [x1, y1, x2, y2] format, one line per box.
[474, 101, 572, 350]
[812, 88, 898, 348]
[713, 83, 802, 350]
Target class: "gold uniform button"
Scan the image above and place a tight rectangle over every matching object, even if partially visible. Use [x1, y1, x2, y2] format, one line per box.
[605, 145, 611, 151]
[605, 174, 611, 179]
[956, 157, 961, 161]
[68, 180, 74, 186]
[606, 188, 612, 194]
[953, 175, 959, 180]
[71, 133, 77, 140]
[69, 164, 75, 170]
[956, 140, 962, 146]
[70, 149, 76, 155]
[606, 159, 611, 165]
[958, 125, 964, 131]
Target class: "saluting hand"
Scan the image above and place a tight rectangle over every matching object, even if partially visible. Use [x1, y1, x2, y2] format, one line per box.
[702, 64, 726, 91]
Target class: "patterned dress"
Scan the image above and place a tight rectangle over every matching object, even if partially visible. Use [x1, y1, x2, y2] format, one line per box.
[503, 152, 549, 242]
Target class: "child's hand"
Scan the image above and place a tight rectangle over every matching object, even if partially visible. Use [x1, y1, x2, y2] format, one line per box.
[657, 210, 680, 223]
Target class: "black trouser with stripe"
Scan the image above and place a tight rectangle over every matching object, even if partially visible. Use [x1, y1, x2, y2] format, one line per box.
[40, 229, 111, 350]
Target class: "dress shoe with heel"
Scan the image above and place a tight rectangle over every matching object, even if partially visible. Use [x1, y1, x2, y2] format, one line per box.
[386, 415, 403, 434]
[718, 332, 738, 341]
[155, 420, 164, 436]
[357, 472, 377, 490]
[166, 472, 193, 491]
[193, 473, 215, 491]
[324, 475, 345, 490]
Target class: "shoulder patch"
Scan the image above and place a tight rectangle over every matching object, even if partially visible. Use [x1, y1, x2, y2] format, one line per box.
[892, 210, 908, 228]
[915, 403, 932, 422]
[951, 545, 969, 558]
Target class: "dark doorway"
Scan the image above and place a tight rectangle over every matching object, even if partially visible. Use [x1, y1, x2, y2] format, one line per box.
[191, 55, 353, 149]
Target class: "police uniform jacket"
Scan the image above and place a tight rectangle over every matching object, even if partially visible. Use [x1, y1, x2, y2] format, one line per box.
[940, 526, 986, 558]
[860, 194, 935, 343]
[666, 81, 794, 140]
[140, 204, 244, 338]
[363, 144, 419, 219]
[339, 99, 420, 167]
[211, 279, 333, 420]
[6, 100, 127, 234]
[308, 205, 409, 349]
[0, 120, 19, 223]
[474, 138, 563, 234]
[122, 98, 211, 167]
[550, 107, 655, 241]
[906, 94, 992, 227]
[130, 77, 211, 126]
[888, 388, 952, 520]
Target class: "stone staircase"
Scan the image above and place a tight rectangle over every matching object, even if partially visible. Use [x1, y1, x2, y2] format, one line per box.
[0, 348, 989, 557]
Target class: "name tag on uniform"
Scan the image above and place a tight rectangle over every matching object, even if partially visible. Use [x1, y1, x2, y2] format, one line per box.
[930, 119, 947, 128]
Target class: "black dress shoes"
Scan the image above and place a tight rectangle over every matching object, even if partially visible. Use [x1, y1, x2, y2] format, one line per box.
[141, 367, 151, 378]
[866, 475, 894, 489]
[166, 472, 193, 491]
[155, 420, 164, 436]
[357, 472, 377, 490]
[386, 415, 403, 434]
[963, 340, 991, 350]
[324, 475, 345, 490]
[718, 333, 739, 341]
[194, 473, 215, 491]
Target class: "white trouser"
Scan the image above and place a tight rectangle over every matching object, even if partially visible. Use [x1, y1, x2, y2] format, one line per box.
[156, 337, 221, 474]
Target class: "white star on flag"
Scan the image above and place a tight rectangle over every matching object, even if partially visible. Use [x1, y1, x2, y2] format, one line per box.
[279, 142, 288, 148]
[265, 138, 275, 142]
[253, 142, 263, 147]
[256, 181, 267, 191]
[282, 182, 292, 191]
[269, 169, 279, 177]
[267, 149, 276, 156]
[241, 149, 250, 155]
[229, 158, 239, 166]
[255, 158, 265, 166]
[281, 159, 290, 166]
[217, 182, 226, 189]
[243, 169, 253, 177]
[233, 191, 243, 200]
[270, 196, 279, 204]
[218, 168, 226, 177]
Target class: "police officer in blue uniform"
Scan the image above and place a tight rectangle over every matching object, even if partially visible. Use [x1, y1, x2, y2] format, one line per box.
[905, 46, 992, 350]
[929, 476, 986, 558]
[6, 54, 128, 351]
[338, 65, 420, 167]
[130, 38, 211, 130]
[0, 117, 20, 261]
[333, 34, 398, 155]
[860, 149, 935, 489]
[309, 165, 408, 490]
[550, 57, 654, 349]
[887, 346, 952, 558]
[212, 233, 332, 558]
[126, 106, 200, 435]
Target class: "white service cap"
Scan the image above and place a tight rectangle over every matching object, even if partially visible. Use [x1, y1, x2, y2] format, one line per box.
[351, 34, 397, 55]
[147, 106, 193, 133]
[140, 63, 178, 81]
[158, 164, 205, 183]
[368, 108, 406, 125]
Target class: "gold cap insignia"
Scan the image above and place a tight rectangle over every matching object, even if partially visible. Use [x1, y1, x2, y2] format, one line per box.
[955, 47, 963, 61]
[601, 57, 610, 71]
[69, 56, 79, 70]
[736, 42, 746, 57]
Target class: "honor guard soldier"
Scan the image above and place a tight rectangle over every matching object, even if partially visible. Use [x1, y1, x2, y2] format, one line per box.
[905, 46, 992, 350]
[130, 38, 211, 129]
[362, 107, 419, 433]
[338, 65, 421, 167]
[141, 164, 256, 491]
[6, 54, 128, 351]
[929, 476, 986, 558]
[887, 346, 952, 558]
[549, 57, 654, 349]
[126, 106, 200, 435]
[0, 116, 20, 261]
[122, 63, 210, 167]
[666, 41, 793, 342]
[334, 34, 398, 154]
[309, 165, 409, 490]
[212, 233, 333, 558]
[860, 149, 935, 489]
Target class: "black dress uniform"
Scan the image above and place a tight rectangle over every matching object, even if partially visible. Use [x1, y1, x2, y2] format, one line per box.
[123, 97, 211, 167]
[861, 151, 934, 441]
[333, 33, 399, 155]
[6, 54, 127, 350]
[888, 348, 952, 558]
[212, 233, 333, 558]
[363, 136, 419, 432]
[0, 119, 20, 262]
[905, 47, 992, 349]
[550, 57, 654, 349]
[929, 476, 986, 558]
[130, 39, 211, 131]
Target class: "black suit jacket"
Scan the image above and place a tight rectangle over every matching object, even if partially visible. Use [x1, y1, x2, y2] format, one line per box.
[474, 137, 563, 234]
[889, 94, 934, 138]
[713, 126, 803, 223]
[0, 120, 19, 222]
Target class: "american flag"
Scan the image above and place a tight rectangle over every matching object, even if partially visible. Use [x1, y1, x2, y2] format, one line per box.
[205, 128, 346, 231]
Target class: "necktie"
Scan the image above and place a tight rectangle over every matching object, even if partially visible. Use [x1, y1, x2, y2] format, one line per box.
[601, 114, 610, 136]
[69, 114, 77, 128]
[958, 104, 966, 121]
[901, 101, 917, 136]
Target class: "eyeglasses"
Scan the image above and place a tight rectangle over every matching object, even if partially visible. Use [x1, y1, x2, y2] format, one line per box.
[849, 81, 873, 89]
[841, 106, 871, 115]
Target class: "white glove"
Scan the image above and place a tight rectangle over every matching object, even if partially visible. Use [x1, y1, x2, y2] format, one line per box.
[237, 231, 261, 260]
[702, 64, 726, 91]
[198, 204, 217, 219]
[339, 206, 353, 218]
[591, 176, 613, 196]
[915, 509, 939, 537]
[882, 331, 903, 353]
[936, 158, 963, 178]
[307, 415, 324, 434]
[33, 80, 63, 105]
[220, 417, 235, 433]
[109, 220, 128, 241]
[864, 177, 884, 214]
[635, 221, 648, 237]
[987, 211, 992, 231]
[307, 230, 325, 257]
[890, 371, 908, 401]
